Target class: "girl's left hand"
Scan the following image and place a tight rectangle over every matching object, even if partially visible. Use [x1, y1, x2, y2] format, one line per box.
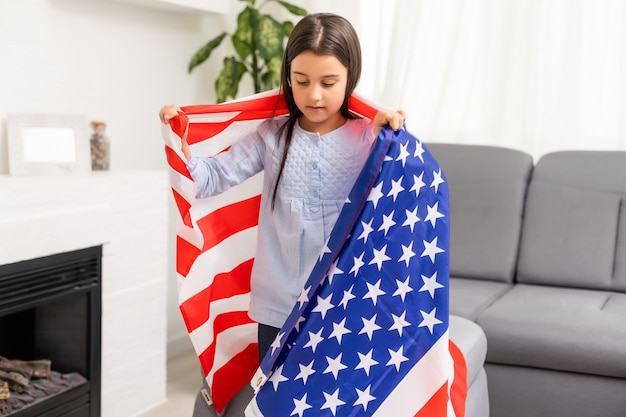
[374, 109, 407, 136]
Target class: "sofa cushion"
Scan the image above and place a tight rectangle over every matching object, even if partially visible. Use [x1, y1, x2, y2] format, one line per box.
[516, 150, 626, 292]
[476, 284, 626, 378]
[426, 143, 533, 283]
[450, 277, 512, 320]
[449, 315, 488, 387]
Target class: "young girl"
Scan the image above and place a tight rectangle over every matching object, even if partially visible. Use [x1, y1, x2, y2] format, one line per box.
[160, 12, 406, 361]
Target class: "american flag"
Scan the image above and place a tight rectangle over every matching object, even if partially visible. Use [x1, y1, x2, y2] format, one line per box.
[163, 90, 466, 416]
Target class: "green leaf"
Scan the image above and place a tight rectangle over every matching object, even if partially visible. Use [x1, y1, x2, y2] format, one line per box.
[188, 32, 227, 73]
[261, 56, 282, 90]
[274, 0, 307, 16]
[215, 56, 247, 103]
[282, 20, 294, 37]
[256, 14, 284, 61]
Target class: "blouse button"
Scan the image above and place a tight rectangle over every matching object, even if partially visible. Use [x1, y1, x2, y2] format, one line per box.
[312, 162, 318, 169]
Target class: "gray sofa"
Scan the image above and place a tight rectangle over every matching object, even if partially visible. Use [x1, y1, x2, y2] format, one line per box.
[427, 143, 626, 417]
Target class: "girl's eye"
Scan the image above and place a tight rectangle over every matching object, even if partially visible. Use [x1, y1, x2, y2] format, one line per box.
[296, 80, 309, 86]
[322, 83, 335, 88]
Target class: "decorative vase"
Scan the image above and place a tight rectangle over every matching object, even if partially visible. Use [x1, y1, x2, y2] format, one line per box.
[89, 120, 110, 171]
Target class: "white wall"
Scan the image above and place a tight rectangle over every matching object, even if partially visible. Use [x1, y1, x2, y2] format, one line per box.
[0, 0, 233, 362]
[0, 0, 224, 175]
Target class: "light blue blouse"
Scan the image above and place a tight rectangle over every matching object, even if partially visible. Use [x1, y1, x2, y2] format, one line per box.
[187, 116, 375, 328]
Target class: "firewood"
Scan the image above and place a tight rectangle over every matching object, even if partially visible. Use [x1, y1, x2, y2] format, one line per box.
[0, 370, 29, 393]
[0, 357, 50, 379]
[0, 380, 9, 400]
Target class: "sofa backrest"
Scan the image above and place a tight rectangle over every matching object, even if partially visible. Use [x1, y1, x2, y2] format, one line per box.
[516, 151, 626, 292]
[427, 143, 533, 283]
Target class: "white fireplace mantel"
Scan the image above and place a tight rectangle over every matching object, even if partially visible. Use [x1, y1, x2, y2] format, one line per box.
[0, 170, 170, 417]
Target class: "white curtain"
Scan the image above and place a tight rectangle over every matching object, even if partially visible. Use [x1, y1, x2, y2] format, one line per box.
[306, 0, 626, 160]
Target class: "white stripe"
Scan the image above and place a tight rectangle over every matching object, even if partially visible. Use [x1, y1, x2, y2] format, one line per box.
[374, 331, 452, 416]
[188, 172, 263, 219]
[189, 292, 252, 353]
[178, 226, 258, 303]
[190, 119, 267, 158]
[205, 322, 258, 385]
[244, 395, 263, 417]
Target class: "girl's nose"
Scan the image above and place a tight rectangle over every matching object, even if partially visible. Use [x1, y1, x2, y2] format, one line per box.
[308, 84, 322, 101]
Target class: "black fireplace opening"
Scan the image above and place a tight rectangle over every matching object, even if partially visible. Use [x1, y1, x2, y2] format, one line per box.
[0, 246, 102, 417]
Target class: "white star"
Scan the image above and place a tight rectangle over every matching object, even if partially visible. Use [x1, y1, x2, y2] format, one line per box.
[349, 252, 365, 277]
[311, 294, 334, 319]
[430, 168, 445, 193]
[359, 314, 382, 340]
[378, 211, 396, 236]
[393, 276, 413, 302]
[421, 236, 444, 263]
[297, 286, 310, 309]
[269, 364, 288, 391]
[425, 201, 445, 227]
[367, 181, 385, 209]
[291, 393, 312, 417]
[319, 237, 332, 261]
[420, 272, 443, 298]
[358, 219, 374, 243]
[396, 141, 410, 167]
[419, 307, 443, 334]
[410, 172, 425, 197]
[353, 385, 376, 411]
[339, 285, 356, 309]
[389, 311, 411, 337]
[329, 318, 351, 344]
[387, 176, 405, 201]
[414, 140, 425, 162]
[321, 388, 345, 416]
[326, 260, 343, 284]
[294, 359, 316, 385]
[269, 331, 284, 355]
[355, 349, 379, 376]
[398, 241, 416, 267]
[387, 346, 409, 371]
[369, 245, 391, 271]
[323, 353, 348, 380]
[402, 206, 420, 232]
[363, 279, 386, 306]
[303, 328, 324, 352]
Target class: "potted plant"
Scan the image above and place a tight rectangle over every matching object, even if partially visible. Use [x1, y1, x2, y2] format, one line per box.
[188, 0, 307, 103]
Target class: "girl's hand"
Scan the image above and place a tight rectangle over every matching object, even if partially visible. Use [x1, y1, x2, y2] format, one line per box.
[159, 104, 182, 124]
[373, 109, 407, 136]
[159, 104, 191, 161]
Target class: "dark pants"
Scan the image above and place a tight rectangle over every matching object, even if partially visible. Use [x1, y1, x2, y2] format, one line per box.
[257, 323, 280, 360]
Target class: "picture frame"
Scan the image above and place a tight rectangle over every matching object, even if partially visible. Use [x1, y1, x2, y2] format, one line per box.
[7, 113, 91, 176]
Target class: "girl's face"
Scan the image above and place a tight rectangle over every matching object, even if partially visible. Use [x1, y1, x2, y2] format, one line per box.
[289, 51, 348, 135]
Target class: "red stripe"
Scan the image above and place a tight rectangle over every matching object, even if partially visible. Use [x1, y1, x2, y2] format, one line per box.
[449, 341, 468, 417]
[170, 110, 189, 138]
[176, 236, 201, 277]
[171, 188, 193, 227]
[197, 195, 262, 252]
[197, 311, 256, 373]
[414, 382, 449, 417]
[179, 259, 254, 331]
[165, 145, 192, 180]
[182, 93, 288, 116]
[210, 343, 259, 413]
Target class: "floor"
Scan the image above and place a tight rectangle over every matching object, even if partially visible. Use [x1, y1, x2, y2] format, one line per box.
[135, 350, 201, 417]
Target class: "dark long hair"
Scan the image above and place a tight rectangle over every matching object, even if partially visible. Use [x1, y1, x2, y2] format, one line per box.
[271, 13, 362, 208]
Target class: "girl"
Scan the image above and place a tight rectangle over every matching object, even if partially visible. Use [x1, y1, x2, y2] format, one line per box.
[160, 13, 406, 361]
